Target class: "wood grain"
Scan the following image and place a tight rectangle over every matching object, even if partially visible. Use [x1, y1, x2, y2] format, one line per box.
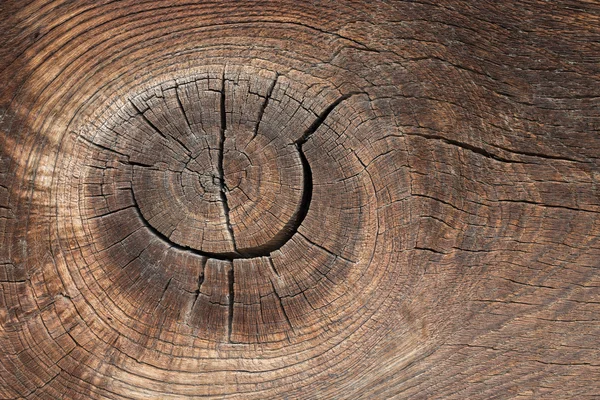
[0, 1, 599, 399]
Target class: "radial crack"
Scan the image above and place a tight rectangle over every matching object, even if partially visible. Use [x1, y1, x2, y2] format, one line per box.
[218, 72, 239, 254]
[130, 100, 192, 155]
[299, 232, 356, 264]
[191, 258, 206, 309]
[155, 277, 172, 309]
[78, 135, 129, 159]
[267, 256, 280, 276]
[251, 73, 279, 141]
[296, 92, 364, 145]
[175, 85, 194, 131]
[121, 83, 363, 261]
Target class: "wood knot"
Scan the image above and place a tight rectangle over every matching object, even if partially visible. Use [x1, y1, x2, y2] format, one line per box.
[75, 65, 373, 344]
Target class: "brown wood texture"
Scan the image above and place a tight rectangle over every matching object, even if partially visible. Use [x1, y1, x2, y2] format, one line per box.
[1, 1, 599, 399]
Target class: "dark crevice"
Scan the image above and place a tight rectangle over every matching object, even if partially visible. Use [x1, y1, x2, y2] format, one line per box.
[88, 205, 134, 220]
[235, 93, 361, 257]
[175, 86, 194, 132]
[78, 135, 129, 159]
[268, 92, 361, 254]
[218, 72, 239, 255]
[232, 144, 312, 258]
[414, 246, 446, 255]
[191, 258, 206, 308]
[403, 131, 527, 164]
[251, 73, 279, 141]
[497, 199, 599, 213]
[227, 262, 235, 343]
[128, 160, 155, 168]
[296, 92, 364, 145]
[129, 101, 166, 140]
[491, 143, 584, 163]
[126, 89, 359, 261]
[299, 232, 356, 264]
[267, 256, 280, 276]
[130, 189, 237, 260]
[157, 277, 172, 307]
[296, 147, 315, 218]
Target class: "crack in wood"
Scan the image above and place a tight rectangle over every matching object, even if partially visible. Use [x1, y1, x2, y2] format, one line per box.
[296, 92, 364, 146]
[76, 74, 367, 348]
[130, 99, 192, 155]
[175, 85, 194, 132]
[191, 258, 206, 310]
[251, 73, 279, 141]
[218, 72, 239, 255]
[129, 190, 236, 260]
[4, 3, 600, 396]
[84, 81, 363, 265]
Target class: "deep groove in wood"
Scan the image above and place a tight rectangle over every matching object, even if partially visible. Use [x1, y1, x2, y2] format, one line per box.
[218, 71, 239, 254]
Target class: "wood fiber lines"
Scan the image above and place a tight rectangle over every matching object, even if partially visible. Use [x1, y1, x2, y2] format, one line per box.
[0, 1, 599, 399]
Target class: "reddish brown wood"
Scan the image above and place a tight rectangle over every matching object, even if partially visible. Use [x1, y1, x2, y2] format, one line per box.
[1, 1, 599, 398]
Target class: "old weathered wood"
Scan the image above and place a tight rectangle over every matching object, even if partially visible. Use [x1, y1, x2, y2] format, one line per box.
[1, 1, 599, 398]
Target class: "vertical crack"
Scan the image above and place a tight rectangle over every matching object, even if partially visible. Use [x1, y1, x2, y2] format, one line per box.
[175, 85, 194, 132]
[227, 262, 235, 343]
[289, 143, 313, 238]
[154, 277, 172, 312]
[130, 190, 233, 260]
[251, 73, 279, 141]
[269, 91, 364, 248]
[192, 258, 206, 308]
[160, 278, 172, 302]
[186, 257, 206, 325]
[122, 86, 365, 265]
[267, 256, 280, 276]
[218, 71, 239, 254]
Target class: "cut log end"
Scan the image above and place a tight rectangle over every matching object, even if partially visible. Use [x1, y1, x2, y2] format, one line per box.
[1, 1, 599, 399]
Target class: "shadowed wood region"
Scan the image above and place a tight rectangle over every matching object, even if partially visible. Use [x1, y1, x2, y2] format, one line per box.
[0, 1, 599, 399]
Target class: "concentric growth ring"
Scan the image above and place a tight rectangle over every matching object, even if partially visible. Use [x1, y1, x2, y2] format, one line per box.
[126, 71, 306, 258]
[76, 66, 377, 344]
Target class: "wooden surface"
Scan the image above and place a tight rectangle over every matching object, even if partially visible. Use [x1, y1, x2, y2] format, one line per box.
[1, 1, 599, 399]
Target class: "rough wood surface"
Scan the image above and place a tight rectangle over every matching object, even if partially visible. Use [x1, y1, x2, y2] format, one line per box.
[1, 1, 599, 399]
